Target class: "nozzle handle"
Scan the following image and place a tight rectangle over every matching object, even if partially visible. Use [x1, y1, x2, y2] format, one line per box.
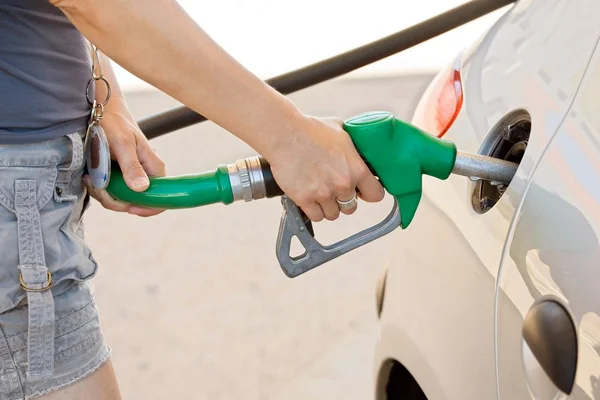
[106, 156, 283, 208]
[106, 161, 235, 209]
[343, 111, 457, 228]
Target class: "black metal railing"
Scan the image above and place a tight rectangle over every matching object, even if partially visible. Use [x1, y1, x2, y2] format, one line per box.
[139, 0, 517, 140]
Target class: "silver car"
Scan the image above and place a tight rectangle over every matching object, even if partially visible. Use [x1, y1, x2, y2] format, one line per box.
[374, 0, 600, 399]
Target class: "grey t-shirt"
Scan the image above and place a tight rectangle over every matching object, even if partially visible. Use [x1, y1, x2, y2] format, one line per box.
[0, 0, 94, 144]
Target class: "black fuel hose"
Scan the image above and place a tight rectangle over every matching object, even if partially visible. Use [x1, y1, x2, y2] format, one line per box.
[139, 0, 516, 140]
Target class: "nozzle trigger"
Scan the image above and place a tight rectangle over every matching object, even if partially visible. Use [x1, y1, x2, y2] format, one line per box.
[275, 195, 401, 278]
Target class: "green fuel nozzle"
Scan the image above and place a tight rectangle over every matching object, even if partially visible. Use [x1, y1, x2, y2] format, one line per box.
[106, 111, 519, 226]
[107, 164, 235, 209]
[105, 111, 518, 277]
[343, 111, 456, 228]
[107, 112, 455, 225]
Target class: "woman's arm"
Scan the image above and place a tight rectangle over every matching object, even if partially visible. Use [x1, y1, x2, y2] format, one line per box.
[58, 0, 299, 157]
[52, 0, 384, 221]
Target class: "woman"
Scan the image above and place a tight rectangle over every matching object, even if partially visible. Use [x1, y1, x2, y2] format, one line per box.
[0, 0, 384, 398]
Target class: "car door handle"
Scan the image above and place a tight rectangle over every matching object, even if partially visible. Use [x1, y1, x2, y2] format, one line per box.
[522, 300, 578, 395]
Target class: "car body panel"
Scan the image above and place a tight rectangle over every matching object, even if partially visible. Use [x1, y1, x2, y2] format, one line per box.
[374, 0, 600, 398]
[496, 28, 600, 399]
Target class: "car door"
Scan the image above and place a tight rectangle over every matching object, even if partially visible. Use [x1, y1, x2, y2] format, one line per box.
[495, 22, 600, 400]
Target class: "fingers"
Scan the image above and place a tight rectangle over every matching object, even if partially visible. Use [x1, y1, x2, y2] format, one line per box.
[110, 134, 149, 192]
[83, 175, 130, 213]
[137, 142, 166, 178]
[300, 202, 325, 222]
[128, 205, 165, 218]
[306, 168, 375, 221]
[355, 164, 385, 203]
[84, 175, 165, 217]
[306, 187, 358, 221]
[320, 198, 340, 221]
[125, 142, 167, 217]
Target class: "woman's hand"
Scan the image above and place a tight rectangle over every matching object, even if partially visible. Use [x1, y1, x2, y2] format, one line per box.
[266, 114, 385, 222]
[84, 98, 167, 217]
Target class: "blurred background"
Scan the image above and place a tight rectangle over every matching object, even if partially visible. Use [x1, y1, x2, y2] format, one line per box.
[87, 1, 507, 399]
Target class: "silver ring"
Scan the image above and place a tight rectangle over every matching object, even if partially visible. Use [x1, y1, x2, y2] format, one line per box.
[336, 192, 358, 211]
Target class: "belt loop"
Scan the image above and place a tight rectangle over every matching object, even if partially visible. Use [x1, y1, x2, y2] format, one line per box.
[15, 180, 55, 382]
[55, 132, 85, 203]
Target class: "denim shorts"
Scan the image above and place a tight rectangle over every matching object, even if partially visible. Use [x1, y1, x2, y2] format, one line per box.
[0, 131, 110, 399]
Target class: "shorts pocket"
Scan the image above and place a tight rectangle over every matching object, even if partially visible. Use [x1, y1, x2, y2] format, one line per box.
[0, 166, 58, 212]
[43, 177, 98, 287]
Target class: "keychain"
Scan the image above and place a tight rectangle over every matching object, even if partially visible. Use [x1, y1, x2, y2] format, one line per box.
[84, 43, 112, 190]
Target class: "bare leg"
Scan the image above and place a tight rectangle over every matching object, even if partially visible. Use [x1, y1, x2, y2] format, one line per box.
[37, 360, 122, 400]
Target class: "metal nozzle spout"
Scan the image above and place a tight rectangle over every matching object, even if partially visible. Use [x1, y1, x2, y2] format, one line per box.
[452, 150, 518, 185]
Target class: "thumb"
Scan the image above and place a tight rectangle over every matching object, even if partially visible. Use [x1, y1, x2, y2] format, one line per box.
[137, 140, 166, 178]
[112, 138, 149, 192]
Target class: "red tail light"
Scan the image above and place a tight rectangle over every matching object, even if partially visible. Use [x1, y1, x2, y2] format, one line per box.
[412, 58, 463, 138]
